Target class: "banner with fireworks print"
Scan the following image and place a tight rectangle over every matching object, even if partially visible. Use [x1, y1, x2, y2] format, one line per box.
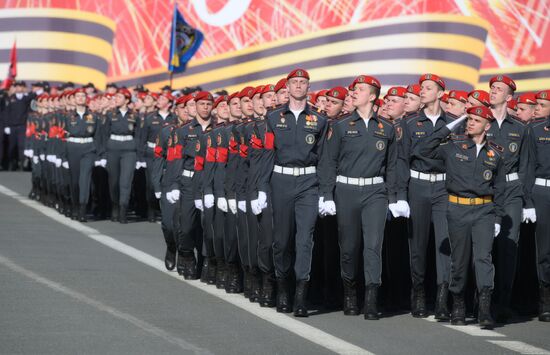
[168, 4, 203, 74]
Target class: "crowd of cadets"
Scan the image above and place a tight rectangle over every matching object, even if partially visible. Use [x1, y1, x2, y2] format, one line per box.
[15, 69, 550, 328]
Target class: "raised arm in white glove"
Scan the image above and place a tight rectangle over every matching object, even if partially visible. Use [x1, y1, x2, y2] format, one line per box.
[445, 115, 467, 131]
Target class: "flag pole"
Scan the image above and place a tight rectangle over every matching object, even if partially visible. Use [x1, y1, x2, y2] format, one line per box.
[169, 70, 174, 89]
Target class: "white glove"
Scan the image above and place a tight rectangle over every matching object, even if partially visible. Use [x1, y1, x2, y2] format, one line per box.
[228, 199, 237, 214]
[62, 161, 69, 169]
[24, 149, 30, 158]
[324, 200, 337, 216]
[494, 223, 501, 238]
[395, 200, 410, 218]
[154, 192, 162, 199]
[171, 189, 180, 202]
[318, 197, 326, 216]
[39, 154, 45, 161]
[28, 149, 34, 157]
[204, 194, 215, 209]
[446, 115, 467, 131]
[388, 203, 400, 218]
[166, 191, 175, 204]
[4, 127, 10, 135]
[46, 155, 54, 162]
[217, 197, 228, 213]
[194, 199, 204, 211]
[522, 208, 537, 223]
[238, 200, 247, 213]
[55, 158, 62, 168]
[32, 156, 39, 164]
[140, 161, 147, 168]
[257, 191, 268, 210]
[135, 162, 142, 169]
[251, 200, 262, 215]
[99, 159, 107, 167]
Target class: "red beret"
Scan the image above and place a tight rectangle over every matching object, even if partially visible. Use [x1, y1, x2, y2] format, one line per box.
[468, 90, 490, 107]
[175, 94, 189, 106]
[262, 84, 275, 95]
[160, 92, 174, 101]
[448, 90, 468, 103]
[316, 89, 329, 98]
[489, 75, 516, 92]
[238, 86, 255, 99]
[228, 92, 240, 102]
[274, 78, 287, 92]
[507, 99, 518, 111]
[38, 94, 49, 101]
[252, 85, 265, 97]
[213, 95, 228, 108]
[149, 92, 159, 100]
[73, 88, 86, 95]
[517, 93, 537, 105]
[307, 92, 317, 104]
[287, 68, 309, 80]
[467, 106, 494, 121]
[419, 73, 445, 90]
[386, 86, 407, 98]
[117, 88, 132, 99]
[536, 90, 550, 101]
[441, 93, 449, 103]
[194, 91, 213, 102]
[326, 86, 348, 101]
[375, 98, 385, 107]
[406, 84, 421, 96]
[351, 75, 381, 90]
[136, 92, 148, 100]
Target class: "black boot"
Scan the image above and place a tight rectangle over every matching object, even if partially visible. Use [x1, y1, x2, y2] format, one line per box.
[243, 268, 251, 298]
[276, 278, 291, 313]
[200, 258, 209, 283]
[215, 258, 227, 289]
[539, 284, 550, 322]
[259, 272, 276, 307]
[451, 292, 466, 325]
[206, 257, 217, 285]
[180, 251, 197, 280]
[411, 284, 427, 318]
[164, 245, 176, 271]
[119, 205, 128, 224]
[71, 203, 79, 220]
[147, 203, 156, 223]
[364, 285, 379, 320]
[293, 280, 309, 317]
[63, 198, 72, 218]
[111, 204, 119, 222]
[343, 279, 359, 316]
[248, 267, 262, 303]
[225, 263, 243, 293]
[478, 287, 494, 328]
[434, 282, 450, 321]
[78, 204, 87, 222]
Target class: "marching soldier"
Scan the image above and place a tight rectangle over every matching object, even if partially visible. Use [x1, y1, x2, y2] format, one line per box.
[101, 88, 139, 223]
[419, 106, 506, 328]
[321, 75, 398, 319]
[399, 74, 453, 320]
[526, 89, 550, 322]
[258, 69, 328, 317]
[487, 75, 531, 323]
[61, 88, 103, 222]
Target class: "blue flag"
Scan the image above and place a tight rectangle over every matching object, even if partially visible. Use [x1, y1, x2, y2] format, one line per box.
[168, 5, 203, 73]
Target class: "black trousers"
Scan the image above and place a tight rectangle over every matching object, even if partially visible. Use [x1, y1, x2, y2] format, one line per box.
[335, 182, 387, 285]
[271, 173, 318, 281]
[106, 148, 137, 206]
[408, 179, 451, 287]
[223, 208, 239, 263]
[7, 125, 25, 164]
[533, 184, 550, 286]
[66, 143, 96, 205]
[174, 176, 202, 253]
[160, 185, 177, 248]
[448, 202, 495, 294]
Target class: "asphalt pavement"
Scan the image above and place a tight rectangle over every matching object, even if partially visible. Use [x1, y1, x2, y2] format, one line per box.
[0, 172, 548, 355]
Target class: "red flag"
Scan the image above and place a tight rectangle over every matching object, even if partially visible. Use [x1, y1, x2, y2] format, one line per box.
[1, 41, 17, 90]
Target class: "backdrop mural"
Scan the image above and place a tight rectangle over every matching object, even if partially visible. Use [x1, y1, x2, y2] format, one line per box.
[0, 0, 548, 93]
